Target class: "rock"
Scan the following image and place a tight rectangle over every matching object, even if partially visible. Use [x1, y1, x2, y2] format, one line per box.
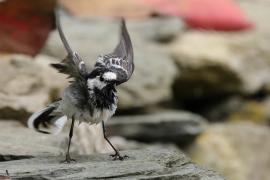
[63, 111, 206, 155]
[171, 31, 270, 100]
[170, 0, 270, 100]
[0, 119, 164, 159]
[226, 99, 270, 124]
[0, 145, 224, 179]
[107, 111, 207, 145]
[0, 121, 65, 156]
[188, 123, 270, 180]
[58, 0, 154, 18]
[0, 121, 223, 179]
[196, 96, 245, 121]
[128, 16, 186, 42]
[231, 96, 270, 125]
[0, 120, 125, 158]
[0, 120, 114, 157]
[190, 95, 268, 123]
[42, 13, 177, 109]
[0, 54, 68, 121]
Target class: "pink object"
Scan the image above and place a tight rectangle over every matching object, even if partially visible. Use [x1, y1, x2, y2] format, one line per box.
[139, 0, 254, 31]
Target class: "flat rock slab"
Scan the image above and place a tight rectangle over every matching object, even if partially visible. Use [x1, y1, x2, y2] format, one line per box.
[0, 147, 223, 180]
[108, 111, 207, 145]
[0, 121, 65, 157]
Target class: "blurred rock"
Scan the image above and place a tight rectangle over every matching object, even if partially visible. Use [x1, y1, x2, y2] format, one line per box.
[192, 95, 270, 124]
[171, 31, 270, 100]
[226, 100, 270, 124]
[107, 111, 207, 145]
[170, 1, 270, 100]
[200, 96, 245, 121]
[62, 111, 206, 155]
[188, 123, 270, 180]
[42, 13, 177, 109]
[0, 145, 224, 180]
[0, 54, 68, 121]
[58, 0, 153, 18]
[128, 17, 185, 42]
[232, 96, 270, 125]
[0, 120, 65, 156]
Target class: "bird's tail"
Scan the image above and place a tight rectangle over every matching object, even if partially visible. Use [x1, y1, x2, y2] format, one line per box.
[27, 103, 67, 135]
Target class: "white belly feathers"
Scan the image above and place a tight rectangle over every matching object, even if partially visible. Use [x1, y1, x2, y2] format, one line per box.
[58, 88, 117, 124]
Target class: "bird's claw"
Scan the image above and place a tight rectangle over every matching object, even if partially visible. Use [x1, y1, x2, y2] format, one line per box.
[110, 153, 129, 161]
[61, 155, 76, 164]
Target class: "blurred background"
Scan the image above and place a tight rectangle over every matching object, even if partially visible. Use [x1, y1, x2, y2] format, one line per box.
[0, 0, 269, 179]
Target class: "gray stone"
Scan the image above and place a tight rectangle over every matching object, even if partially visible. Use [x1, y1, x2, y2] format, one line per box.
[42, 13, 177, 109]
[107, 111, 207, 145]
[170, 0, 270, 100]
[128, 16, 186, 42]
[188, 123, 270, 180]
[0, 121, 223, 179]
[0, 145, 224, 180]
[0, 120, 138, 159]
[0, 54, 68, 121]
[0, 121, 65, 156]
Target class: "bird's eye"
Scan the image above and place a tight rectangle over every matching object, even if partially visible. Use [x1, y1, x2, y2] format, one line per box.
[100, 76, 104, 81]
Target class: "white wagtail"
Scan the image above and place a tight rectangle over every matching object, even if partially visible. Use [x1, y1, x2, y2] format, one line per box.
[27, 13, 134, 163]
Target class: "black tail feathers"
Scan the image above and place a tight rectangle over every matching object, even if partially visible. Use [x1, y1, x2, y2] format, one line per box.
[27, 106, 67, 134]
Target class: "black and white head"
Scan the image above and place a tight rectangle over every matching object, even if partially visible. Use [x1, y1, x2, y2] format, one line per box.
[86, 19, 134, 93]
[52, 15, 134, 95]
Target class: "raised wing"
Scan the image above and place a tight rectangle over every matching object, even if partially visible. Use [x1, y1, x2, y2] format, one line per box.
[95, 19, 134, 85]
[51, 11, 88, 82]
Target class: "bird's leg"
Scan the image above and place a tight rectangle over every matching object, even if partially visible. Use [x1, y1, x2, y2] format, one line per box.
[102, 121, 128, 161]
[61, 116, 76, 163]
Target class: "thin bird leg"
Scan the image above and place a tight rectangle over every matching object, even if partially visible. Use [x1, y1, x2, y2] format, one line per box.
[61, 116, 76, 163]
[102, 121, 128, 161]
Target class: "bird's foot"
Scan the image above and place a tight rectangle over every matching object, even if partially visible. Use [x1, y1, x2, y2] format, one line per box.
[110, 152, 129, 161]
[61, 154, 76, 164]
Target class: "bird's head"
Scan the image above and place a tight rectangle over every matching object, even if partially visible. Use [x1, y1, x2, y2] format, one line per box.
[86, 68, 117, 92]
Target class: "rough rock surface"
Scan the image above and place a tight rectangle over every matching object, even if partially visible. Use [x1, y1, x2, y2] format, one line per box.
[188, 122, 270, 180]
[42, 13, 177, 109]
[0, 121, 65, 156]
[0, 121, 223, 179]
[0, 55, 68, 121]
[0, 120, 139, 158]
[170, 1, 270, 100]
[0, 119, 163, 159]
[108, 111, 207, 145]
[0, 146, 223, 180]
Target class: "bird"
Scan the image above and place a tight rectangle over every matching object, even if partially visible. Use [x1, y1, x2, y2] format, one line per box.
[27, 12, 134, 163]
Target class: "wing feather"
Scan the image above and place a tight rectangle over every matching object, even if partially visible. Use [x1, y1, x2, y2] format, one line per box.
[51, 10, 88, 82]
[94, 19, 134, 85]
